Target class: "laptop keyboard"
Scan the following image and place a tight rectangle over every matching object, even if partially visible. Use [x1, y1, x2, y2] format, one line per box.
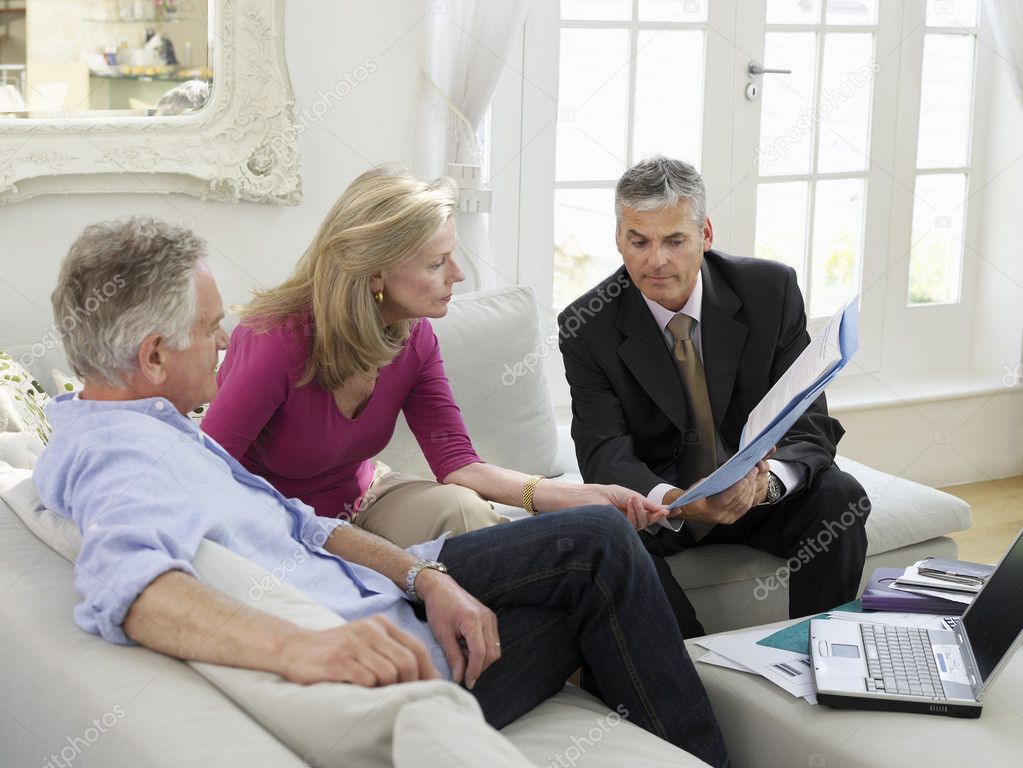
[860, 624, 947, 699]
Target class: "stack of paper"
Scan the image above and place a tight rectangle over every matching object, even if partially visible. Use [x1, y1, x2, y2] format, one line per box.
[694, 626, 819, 704]
[890, 558, 995, 605]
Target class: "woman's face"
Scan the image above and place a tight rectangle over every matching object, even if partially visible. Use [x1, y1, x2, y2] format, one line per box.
[374, 216, 465, 324]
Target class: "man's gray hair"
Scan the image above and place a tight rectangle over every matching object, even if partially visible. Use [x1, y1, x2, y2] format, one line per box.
[615, 155, 706, 227]
[52, 217, 206, 385]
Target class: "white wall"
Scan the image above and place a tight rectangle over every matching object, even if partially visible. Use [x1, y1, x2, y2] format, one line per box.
[0, 0, 425, 349]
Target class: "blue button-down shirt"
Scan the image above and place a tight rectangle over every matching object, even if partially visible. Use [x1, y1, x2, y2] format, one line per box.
[34, 393, 450, 678]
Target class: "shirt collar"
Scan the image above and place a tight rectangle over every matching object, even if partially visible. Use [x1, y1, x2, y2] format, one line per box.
[49, 391, 200, 436]
[641, 270, 704, 335]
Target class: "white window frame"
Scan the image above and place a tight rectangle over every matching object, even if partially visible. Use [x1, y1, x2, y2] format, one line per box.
[489, 0, 992, 410]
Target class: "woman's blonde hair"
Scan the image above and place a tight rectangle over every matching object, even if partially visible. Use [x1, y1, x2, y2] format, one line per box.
[240, 165, 459, 389]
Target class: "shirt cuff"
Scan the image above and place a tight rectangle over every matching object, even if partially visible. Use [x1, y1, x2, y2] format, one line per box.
[647, 483, 684, 533]
[767, 459, 802, 499]
[646, 483, 675, 505]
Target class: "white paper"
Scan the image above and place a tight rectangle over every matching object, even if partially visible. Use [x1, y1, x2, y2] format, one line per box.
[825, 611, 952, 630]
[695, 628, 815, 699]
[894, 564, 983, 594]
[743, 299, 846, 440]
[888, 583, 974, 605]
[698, 650, 754, 673]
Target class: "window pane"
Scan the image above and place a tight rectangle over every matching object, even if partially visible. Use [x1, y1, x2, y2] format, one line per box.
[633, 30, 704, 167]
[916, 34, 974, 169]
[925, 0, 979, 27]
[556, 30, 630, 182]
[810, 178, 864, 317]
[755, 181, 809, 287]
[908, 173, 966, 305]
[757, 32, 817, 176]
[825, 0, 877, 26]
[817, 33, 874, 173]
[766, 0, 820, 24]
[561, 0, 631, 21]
[554, 188, 620, 310]
[638, 0, 708, 22]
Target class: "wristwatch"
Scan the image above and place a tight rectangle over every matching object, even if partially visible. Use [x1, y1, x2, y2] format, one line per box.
[765, 471, 786, 505]
[405, 559, 448, 603]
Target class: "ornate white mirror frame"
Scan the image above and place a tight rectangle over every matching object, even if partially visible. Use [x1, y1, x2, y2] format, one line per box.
[0, 0, 301, 205]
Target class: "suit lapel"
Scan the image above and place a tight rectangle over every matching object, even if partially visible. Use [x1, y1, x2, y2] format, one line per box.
[700, 254, 747, 430]
[615, 275, 689, 434]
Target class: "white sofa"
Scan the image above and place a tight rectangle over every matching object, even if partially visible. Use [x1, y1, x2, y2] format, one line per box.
[0, 286, 971, 766]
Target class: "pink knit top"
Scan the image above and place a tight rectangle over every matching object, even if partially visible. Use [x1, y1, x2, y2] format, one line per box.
[202, 316, 481, 519]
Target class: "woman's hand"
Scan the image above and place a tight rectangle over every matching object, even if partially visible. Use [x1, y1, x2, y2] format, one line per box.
[577, 483, 671, 530]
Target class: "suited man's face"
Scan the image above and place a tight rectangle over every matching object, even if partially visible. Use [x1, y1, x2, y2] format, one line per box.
[616, 201, 713, 312]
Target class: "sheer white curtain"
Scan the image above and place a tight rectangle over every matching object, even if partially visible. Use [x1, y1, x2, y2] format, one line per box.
[414, 0, 532, 290]
[984, 0, 1023, 102]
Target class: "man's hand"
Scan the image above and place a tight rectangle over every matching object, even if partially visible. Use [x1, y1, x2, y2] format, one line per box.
[415, 569, 500, 689]
[277, 616, 440, 686]
[663, 456, 773, 526]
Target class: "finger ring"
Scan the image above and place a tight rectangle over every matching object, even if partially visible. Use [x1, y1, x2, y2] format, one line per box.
[493, 641, 501, 647]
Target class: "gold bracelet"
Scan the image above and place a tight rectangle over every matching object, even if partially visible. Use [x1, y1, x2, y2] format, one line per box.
[522, 474, 544, 516]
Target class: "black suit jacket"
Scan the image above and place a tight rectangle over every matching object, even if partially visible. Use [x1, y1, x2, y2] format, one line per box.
[557, 250, 844, 497]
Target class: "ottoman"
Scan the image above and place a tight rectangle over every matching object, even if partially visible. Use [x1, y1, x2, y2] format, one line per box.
[685, 620, 1023, 768]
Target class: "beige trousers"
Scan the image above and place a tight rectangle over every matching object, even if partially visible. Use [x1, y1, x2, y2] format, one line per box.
[352, 462, 511, 549]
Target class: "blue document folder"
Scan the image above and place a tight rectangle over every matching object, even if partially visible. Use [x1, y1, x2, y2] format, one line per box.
[668, 298, 859, 509]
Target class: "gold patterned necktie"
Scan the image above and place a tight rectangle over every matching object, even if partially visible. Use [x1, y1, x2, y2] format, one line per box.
[666, 312, 718, 488]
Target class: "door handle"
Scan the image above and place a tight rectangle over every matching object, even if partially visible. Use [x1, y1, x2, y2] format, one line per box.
[748, 60, 792, 76]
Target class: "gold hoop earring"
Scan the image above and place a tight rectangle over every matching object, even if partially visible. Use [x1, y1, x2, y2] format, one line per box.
[373, 289, 384, 305]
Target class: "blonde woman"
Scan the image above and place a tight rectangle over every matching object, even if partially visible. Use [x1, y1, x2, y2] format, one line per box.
[202, 166, 667, 548]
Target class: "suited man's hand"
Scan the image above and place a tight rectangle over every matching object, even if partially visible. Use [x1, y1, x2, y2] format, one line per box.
[664, 462, 770, 525]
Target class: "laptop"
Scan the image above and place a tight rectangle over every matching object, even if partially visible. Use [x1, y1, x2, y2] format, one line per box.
[810, 527, 1023, 718]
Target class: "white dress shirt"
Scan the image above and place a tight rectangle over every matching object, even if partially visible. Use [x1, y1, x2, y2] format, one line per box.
[640, 272, 802, 506]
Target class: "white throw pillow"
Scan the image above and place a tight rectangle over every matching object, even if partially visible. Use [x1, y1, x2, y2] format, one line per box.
[51, 368, 83, 395]
[0, 472, 535, 768]
[0, 351, 52, 442]
[377, 287, 564, 480]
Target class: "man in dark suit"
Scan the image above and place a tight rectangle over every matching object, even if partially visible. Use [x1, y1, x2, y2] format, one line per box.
[558, 156, 869, 638]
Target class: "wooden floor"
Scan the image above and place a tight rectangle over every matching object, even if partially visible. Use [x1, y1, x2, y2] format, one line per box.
[939, 476, 1023, 564]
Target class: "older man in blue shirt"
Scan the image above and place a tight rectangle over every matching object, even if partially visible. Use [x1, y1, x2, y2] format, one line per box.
[35, 217, 727, 767]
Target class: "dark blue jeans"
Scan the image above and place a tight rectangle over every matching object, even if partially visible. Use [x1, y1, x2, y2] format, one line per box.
[438, 505, 728, 768]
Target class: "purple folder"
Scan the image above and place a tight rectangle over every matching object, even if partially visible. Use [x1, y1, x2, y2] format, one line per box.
[860, 567, 968, 615]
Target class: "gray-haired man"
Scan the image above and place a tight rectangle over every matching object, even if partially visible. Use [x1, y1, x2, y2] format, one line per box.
[35, 217, 728, 766]
[558, 156, 869, 638]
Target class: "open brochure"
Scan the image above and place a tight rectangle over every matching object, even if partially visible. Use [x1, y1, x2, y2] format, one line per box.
[661, 297, 859, 516]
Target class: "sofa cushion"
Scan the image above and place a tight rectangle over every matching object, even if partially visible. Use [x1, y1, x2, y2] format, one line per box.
[0, 431, 45, 470]
[377, 286, 564, 480]
[833, 456, 971, 556]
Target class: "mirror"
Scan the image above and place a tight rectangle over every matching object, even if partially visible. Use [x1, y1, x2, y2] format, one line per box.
[0, 0, 300, 204]
[0, 1, 213, 118]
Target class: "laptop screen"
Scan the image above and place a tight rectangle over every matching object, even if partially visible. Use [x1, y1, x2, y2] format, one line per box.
[961, 528, 1023, 685]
